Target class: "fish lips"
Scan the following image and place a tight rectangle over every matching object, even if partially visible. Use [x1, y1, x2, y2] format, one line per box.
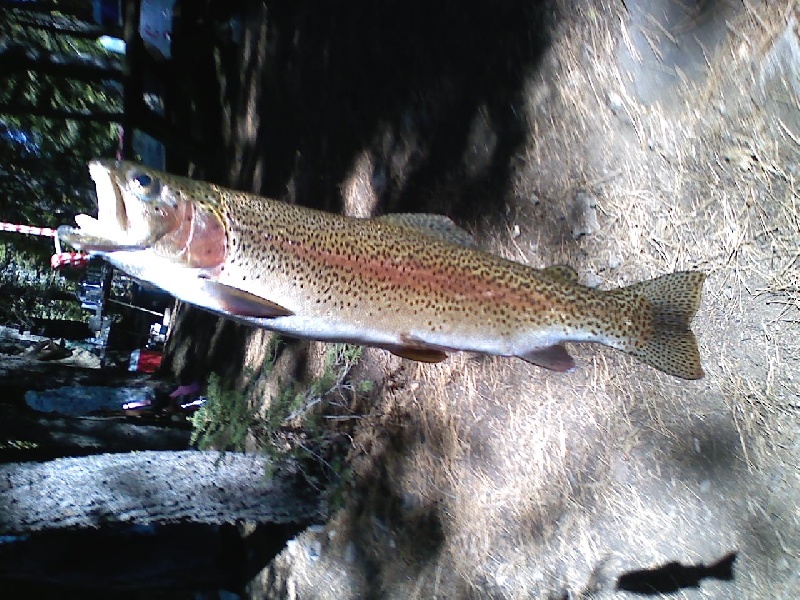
[58, 160, 154, 252]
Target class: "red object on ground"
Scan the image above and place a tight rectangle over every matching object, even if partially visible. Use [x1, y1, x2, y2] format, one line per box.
[129, 348, 163, 373]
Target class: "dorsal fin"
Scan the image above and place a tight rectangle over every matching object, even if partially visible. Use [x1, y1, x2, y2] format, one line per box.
[375, 213, 477, 248]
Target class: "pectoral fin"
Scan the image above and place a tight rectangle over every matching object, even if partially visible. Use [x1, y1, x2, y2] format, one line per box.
[197, 280, 293, 318]
[520, 344, 575, 372]
[386, 346, 449, 363]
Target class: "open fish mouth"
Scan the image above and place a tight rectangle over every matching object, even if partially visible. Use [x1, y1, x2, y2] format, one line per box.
[58, 161, 144, 252]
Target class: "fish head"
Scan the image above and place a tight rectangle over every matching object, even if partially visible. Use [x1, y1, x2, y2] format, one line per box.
[59, 160, 188, 251]
[58, 160, 227, 268]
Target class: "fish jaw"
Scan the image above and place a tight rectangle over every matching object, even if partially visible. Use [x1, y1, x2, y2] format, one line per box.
[58, 160, 184, 253]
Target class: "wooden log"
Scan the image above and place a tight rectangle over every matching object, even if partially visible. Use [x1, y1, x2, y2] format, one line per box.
[0, 450, 320, 534]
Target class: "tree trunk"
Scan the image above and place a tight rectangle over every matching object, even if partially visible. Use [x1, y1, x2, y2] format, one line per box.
[0, 403, 191, 462]
[121, 0, 142, 159]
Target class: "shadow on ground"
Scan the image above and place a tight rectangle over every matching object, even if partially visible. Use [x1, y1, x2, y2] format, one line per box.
[0, 522, 305, 598]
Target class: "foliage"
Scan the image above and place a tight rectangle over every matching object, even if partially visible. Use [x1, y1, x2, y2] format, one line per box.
[0, 4, 121, 226]
[189, 371, 256, 453]
[0, 439, 39, 450]
[190, 334, 282, 452]
[190, 338, 372, 501]
[268, 342, 365, 432]
[0, 1, 122, 325]
[0, 242, 83, 326]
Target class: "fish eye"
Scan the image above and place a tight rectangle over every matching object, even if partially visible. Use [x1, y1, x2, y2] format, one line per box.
[127, 169, 162, 199]
[133, 173, 152, 187]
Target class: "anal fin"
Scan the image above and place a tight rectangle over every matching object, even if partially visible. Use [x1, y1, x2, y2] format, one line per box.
[386, 346, 449, 363]
[198, 280, 293, 318]
[519, 344, 575, 372]
[385, 334, 450, 363]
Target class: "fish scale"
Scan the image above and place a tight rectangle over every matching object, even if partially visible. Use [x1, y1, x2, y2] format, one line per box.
[57, 160, 707, 379]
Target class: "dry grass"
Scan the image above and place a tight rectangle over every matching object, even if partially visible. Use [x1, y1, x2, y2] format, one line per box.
[251, 1, 800, 598]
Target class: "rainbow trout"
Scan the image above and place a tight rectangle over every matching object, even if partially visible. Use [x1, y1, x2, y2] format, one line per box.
[58, 160, 706, 379]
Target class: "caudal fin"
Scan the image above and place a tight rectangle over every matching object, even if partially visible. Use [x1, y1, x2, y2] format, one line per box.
[623, 271, 706, 380]
[708, 552, 737, 581]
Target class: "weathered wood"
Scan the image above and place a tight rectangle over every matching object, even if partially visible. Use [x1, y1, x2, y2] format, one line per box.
[0, 404, 190, 462]
[0, 450, 320, 534]
[0, 353, 153, 391]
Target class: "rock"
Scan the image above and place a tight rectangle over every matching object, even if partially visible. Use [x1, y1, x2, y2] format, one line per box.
[307, 539, 322, 561]
[585, 273, 603, 288]
[570, 191, 600, 239]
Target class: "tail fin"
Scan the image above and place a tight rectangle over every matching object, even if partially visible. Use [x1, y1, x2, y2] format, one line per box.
[708, 552, 737, 581]
[623, 271, 706, 380]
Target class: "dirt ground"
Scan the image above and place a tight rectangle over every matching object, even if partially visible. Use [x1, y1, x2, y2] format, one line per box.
[164, 1, 798, 597]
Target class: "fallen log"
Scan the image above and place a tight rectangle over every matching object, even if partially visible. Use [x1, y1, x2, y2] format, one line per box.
[0, 450, 320, 534]
[0, 404, 190, 462]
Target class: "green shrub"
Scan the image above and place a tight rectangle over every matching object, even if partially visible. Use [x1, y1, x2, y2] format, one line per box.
[189, 371, 255, 452]
[190, 338, 372, 496]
